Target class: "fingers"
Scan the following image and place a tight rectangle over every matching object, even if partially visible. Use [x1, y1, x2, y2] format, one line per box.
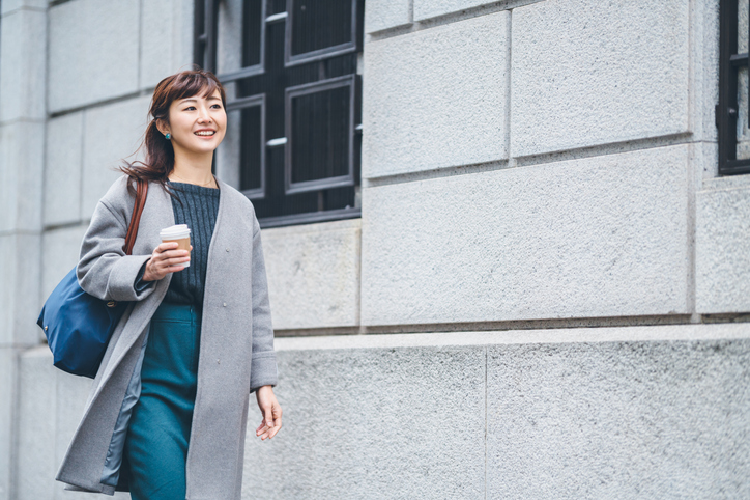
[153, 245, 190, 267]
[256, 402, 283, 440]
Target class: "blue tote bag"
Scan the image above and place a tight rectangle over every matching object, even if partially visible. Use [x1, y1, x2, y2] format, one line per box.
[37, 179, 148, 378]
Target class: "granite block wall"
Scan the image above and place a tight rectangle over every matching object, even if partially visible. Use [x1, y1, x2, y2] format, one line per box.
[3, 0, 748, 498]
[15, 325, 750, 500]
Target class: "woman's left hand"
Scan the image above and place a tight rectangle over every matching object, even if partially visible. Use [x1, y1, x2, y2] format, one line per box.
[255, 386, 282, 440]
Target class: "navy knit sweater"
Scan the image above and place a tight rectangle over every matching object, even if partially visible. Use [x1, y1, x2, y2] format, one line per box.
[134, 182, 221, 307]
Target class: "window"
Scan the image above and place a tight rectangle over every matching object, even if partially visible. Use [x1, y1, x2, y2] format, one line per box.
[195, 0, 364, 227]
[718, 0, 750, 174]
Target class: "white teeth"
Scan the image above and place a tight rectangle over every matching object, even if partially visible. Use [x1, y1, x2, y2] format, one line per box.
[195, 131, 215, 136]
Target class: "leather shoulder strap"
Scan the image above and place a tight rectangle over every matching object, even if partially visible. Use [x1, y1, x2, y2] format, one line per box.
[123, 178, 148, 255]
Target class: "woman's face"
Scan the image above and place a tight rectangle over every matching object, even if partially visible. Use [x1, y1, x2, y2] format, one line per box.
[165, 89, 227, 155]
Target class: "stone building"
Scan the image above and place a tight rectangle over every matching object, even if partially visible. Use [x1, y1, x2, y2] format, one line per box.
[1, 0, 749, 498]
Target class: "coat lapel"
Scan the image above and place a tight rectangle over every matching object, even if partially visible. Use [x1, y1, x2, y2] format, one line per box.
[98, 181, 176, 389]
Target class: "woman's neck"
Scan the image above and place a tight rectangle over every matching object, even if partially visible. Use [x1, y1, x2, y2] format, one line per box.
[169, 151, 217, 188]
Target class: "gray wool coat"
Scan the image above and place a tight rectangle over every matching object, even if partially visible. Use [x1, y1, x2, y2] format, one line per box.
[56, 175, 278, 499]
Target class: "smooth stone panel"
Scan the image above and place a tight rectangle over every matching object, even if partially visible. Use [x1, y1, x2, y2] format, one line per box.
[0, 8, 46, 121]
[0, 349, 14, 500]
[216, 0, 242, 76]
[140, 0, 194, 89]
[696, 179, 750, 313]
[81, 96, 150, 219]
[487, 340, 750, 499]
[242, 346, 485, 499]
[262, 219, 361, 330]
[0, 121, 44, 232]
[0, 234, 42, 345]
[1, 0, 47, 14]
[45, 112, 84, 226]
[361, 145, 690, 326]
[363, 11, 508, 178]
[511, 0, 689, 157]
[53, 368, 117, 499]
[17, 348, 57, 500]
[414, 0, 495, 21]
[42, 224, 89, 301]
[364, 0, 410, 33]
[48, 0, 139, 112]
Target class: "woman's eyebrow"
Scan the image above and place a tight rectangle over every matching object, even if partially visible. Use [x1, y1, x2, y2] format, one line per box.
[180, 99, 198, 104]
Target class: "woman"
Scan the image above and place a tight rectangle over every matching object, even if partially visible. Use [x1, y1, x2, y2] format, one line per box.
[56, 69, 282, 500]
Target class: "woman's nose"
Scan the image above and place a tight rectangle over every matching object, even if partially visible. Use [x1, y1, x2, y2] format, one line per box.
[197, 108, 212, 123]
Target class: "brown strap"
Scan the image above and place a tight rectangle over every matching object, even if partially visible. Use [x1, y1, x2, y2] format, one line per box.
[123, 178, 148, 255]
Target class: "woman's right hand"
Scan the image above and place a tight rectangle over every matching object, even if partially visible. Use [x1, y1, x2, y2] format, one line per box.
[142, 243, 192, 281]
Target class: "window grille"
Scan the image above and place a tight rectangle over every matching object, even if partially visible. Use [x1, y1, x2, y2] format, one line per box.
[718, 0, 750, 174]
[196, 0, 364, 228]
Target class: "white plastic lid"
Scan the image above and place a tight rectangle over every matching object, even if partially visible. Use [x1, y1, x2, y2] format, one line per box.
[160, 224, 191, 240]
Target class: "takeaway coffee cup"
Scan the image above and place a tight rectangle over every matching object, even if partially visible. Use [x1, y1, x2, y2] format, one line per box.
[160, 224, 191, 268]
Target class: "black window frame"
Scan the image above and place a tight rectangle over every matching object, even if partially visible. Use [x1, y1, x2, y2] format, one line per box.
[226, 93, 267, 199]
[196, 0, 364, 228]
[285, 74, 357, 195]
[718, 0, 750, 174]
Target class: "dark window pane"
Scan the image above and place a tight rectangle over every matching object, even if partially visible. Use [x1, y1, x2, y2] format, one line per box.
[269, 0, 286, 15]
[290, 84, 350, 184]
[240, 106, 263, 191]
[242, 0, 263, 67]
[290, 0, 352, 56]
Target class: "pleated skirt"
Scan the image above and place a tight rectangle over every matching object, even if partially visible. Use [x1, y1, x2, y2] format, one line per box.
[125, 302, 201, 500]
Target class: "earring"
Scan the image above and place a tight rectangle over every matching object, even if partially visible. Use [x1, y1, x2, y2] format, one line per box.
[165, 133, 171, 140]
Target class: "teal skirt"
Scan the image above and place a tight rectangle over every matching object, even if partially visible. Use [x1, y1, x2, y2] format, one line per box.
[125, 302, 201, 500]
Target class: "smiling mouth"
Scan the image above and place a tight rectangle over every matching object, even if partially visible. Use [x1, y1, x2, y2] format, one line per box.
[195, 131, 216, 136]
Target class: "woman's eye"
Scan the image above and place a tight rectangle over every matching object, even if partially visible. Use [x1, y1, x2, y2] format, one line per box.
[211, 104, 223, 109]
[184, 106, 196, 111]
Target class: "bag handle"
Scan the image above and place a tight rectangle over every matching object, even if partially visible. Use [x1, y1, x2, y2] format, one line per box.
[123, 178, 148, 255]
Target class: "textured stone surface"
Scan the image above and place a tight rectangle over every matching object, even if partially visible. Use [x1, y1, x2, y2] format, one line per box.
[363, 11, 508, 178]
[81, 96, 150, 219]
[42, 224, 89, 300]
[10, 326, 750, 499]
[273, 323, 750, 351]
[696, 180, 750, 313]
[262, 219, 361, 330]
[0, 8, 46, 122]
[364, 0, 410, 33]
[414, 0, 496, 21]
[17, 349, 57, 500]
[487, 340, 750, 499]
[362, 145, 690, 326]
[140, 0, 194, 89]
[0, 121, 44, 232]
[45, 112, 84, 226]
[241, 346, 486, 499]
[48, 0, 139, 112]
[0, 234, 42, 345]
[511, 0, 689, 157]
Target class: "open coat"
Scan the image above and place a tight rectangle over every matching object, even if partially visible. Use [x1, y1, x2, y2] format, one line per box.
[56, 175, 278, 499]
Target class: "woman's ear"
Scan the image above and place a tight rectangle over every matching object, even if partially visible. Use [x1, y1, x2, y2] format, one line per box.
[155, 118, 170, 137]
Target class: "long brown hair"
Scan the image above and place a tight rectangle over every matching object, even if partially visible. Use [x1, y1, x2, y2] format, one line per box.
[120, 69, 227, 193]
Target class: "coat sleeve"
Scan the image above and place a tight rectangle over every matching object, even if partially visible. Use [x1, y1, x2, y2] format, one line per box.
[249, 209, 279, 392]
[77, 198, 155, 302]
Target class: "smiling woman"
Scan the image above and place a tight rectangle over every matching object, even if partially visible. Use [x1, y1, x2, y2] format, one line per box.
[55, 69, 282, 500]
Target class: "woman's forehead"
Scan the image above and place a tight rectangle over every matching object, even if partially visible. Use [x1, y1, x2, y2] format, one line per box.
[176, 89, 222, 103]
